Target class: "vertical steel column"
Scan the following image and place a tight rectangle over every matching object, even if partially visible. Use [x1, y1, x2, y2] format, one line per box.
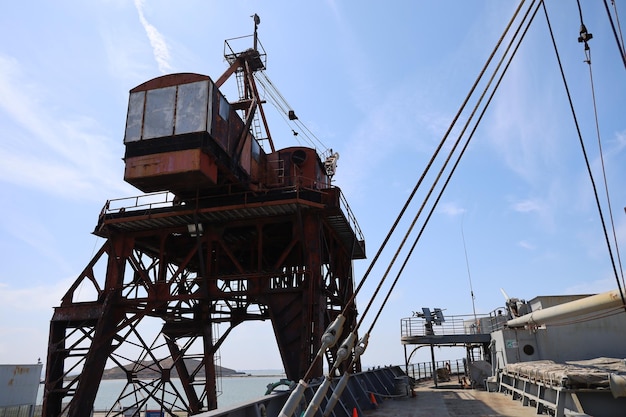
[302, 212, 324, 378]
[203, 312, 219, 410]
[42, 321, 66, 417]
[67, 236, 131, 417]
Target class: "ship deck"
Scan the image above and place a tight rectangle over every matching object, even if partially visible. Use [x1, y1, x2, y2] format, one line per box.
[365, 381, 539, 417]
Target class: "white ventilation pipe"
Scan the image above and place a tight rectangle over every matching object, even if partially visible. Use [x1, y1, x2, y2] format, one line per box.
[506, 289, 625, 328]
[609, 373, 626, 398]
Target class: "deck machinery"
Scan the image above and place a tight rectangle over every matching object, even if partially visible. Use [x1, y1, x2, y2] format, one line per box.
[42, 28, 365, 416]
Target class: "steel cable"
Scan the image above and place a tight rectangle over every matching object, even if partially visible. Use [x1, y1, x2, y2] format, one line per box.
[289, 0, 536, 394]
[363, 1, 541, 336]
[603, 0, 626, 69]
[255, 71, 328, 151]
[584, 51, 626, 303]
[545, 1, 626, 309]
[341, 0, 533, 326]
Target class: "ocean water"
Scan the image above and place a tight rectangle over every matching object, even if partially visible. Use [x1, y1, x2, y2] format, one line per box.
[37, 370, 289, 412]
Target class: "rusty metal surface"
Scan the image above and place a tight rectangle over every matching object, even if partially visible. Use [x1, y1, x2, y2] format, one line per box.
[124, 149, 219, 193]
[43, 187, 361, 416]
[96, 186, 365, 260]
[43, 28, 364, 416]
[130, 73, 212, 92]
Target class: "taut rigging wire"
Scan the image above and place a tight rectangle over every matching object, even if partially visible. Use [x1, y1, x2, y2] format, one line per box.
[254, 71, 329, 152]
[286, 0, 535, 393]
[582, 43, 626, 301]
[280, 1, 625, 415]
[304, 10, 542, 417]
[603, 0, 626, 69]
[583, 0, 626, 297]
[362, 1, 541, 337]
[549, 1, 626, 309]
[344, 0, 533, 326]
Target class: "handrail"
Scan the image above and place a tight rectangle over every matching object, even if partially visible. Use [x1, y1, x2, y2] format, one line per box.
[400, 308, 507, 337]
[100, 191, 177, 216]
[100, 181, 364, 246]
[223, 34, 267, 67]
[407, 358, 466, 381]
[338, 191, 364, 243]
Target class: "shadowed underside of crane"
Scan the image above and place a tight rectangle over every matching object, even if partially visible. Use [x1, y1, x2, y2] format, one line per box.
[42, 24, 365, 417]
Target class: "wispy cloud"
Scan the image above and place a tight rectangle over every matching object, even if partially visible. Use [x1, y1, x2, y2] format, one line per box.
[611, 129, 626, 152]
[134, 0, 172, 74]
[0, 205, 79, 275]
[486, 52, 563, 187]
[511, 198, 543, 213]
[439, 202, 466, 217]
[563, 277, 618, 295]
[592, 128, 626, 183]
[0, 278, 78, 363]
[508, 195, 558, 234]
[100, 25, 153, 82]
[0, 54, 129, 200]
[518, 240, 535, 250]
[0, 279, 71, 313]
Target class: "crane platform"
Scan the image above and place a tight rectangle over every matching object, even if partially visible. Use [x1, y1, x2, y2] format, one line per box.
[96, 186, 366, 260]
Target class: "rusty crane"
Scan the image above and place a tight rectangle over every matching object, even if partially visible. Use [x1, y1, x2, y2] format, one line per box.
[42, 19, 365, 416]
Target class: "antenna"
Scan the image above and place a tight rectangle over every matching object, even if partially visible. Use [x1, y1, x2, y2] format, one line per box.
[461, 215, 478, 325]
[252, 13, 260, 51]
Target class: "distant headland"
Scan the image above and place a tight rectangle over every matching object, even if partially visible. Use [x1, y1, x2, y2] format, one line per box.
[101, 358, 247, 380]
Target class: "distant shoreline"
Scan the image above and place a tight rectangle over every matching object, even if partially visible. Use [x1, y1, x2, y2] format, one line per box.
[95, 373, 287, 381]
[98, 359, 263, 380]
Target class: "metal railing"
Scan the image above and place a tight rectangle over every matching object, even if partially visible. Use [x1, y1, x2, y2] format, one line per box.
[338, 191, 364, 243]
[100, 191, 177, 216]
[406, 358, 466, 381]
[100, 180, 364, 245]
[400, 309, 508, 338]
[223, 35, 267, 68]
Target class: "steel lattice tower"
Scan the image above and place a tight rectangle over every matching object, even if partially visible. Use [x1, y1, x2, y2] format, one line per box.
[42, 26, 365, 417]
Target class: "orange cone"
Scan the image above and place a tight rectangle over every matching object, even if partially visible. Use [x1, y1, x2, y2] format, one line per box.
[369, 392, 378, 407]
[352, 407, 358, 417]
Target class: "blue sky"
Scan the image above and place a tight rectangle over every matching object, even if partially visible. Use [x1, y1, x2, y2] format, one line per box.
[1, 1, 625, 373]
